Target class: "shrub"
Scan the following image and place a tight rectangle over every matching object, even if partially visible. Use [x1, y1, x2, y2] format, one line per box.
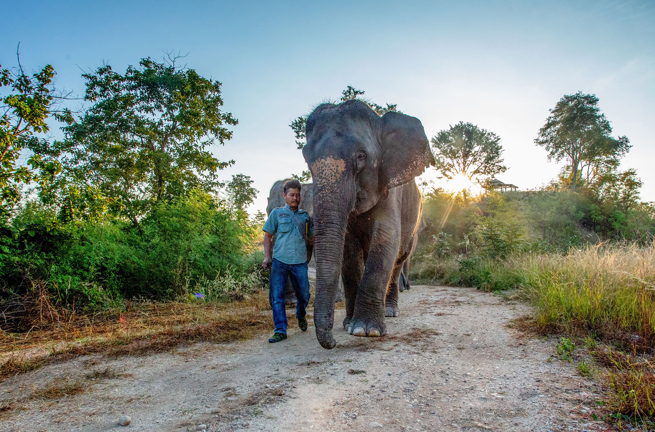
[0, 191, 263, 311]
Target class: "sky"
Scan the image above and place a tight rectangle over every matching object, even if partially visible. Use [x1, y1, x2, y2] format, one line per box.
[3, 0, 654, 214]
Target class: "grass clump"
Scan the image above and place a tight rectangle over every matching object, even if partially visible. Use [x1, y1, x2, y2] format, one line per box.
[577, 359, 593, 377]
[594, 348, 655, 424]
[85, 367, 125, 380]
[585, 335, 598, 350]
[456, 243, 655, 424]
[557, 337, 576, 361]
[412, 184, 655, 426]
[31, 380, 86, 400]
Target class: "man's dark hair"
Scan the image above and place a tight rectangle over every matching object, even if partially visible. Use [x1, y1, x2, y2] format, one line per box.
[284, 179, 302, 194]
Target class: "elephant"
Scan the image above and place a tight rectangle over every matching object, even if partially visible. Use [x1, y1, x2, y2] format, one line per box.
[302, 99, 434, 349]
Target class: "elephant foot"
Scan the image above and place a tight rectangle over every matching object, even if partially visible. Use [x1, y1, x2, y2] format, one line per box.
[385, 306, 400, 317]
[348, 316, 386, 338]
[343, 316, 352, 332]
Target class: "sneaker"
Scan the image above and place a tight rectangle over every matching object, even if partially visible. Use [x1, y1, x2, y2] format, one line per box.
[268, 333, 287, 343]
[298, 317, 308, 332]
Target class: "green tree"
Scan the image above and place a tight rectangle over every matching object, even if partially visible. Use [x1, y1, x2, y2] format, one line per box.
[55, 57, 237, 223]
[0, 61, 62, 213]
[587, 167, 642, 211]
[291, 170, 312, 182]
[430, 121, 507, 183]
[227, 173, 258, 211]
[535, 92, 629, 192]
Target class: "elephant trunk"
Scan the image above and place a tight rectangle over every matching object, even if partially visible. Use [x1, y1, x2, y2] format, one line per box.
[313, 190, 352, 350]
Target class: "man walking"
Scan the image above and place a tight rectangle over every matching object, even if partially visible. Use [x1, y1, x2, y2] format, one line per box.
[262, 179, 313, 343]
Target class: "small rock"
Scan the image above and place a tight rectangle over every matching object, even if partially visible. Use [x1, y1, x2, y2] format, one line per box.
[369, 421, 383, 428]
[118, 415, 131, 426]
[197, 425, 207, 431]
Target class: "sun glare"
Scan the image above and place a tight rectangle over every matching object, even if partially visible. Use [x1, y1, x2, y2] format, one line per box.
[444, 174, 483, 196]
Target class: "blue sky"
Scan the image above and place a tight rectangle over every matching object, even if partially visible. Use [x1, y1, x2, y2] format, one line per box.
[3, 0, 654, 212]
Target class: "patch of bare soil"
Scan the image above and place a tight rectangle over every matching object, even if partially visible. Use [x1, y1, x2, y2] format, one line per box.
[0, 286, 613, 431]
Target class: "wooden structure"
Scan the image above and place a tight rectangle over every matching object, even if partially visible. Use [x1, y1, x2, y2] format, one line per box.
[487, 178, 518, 192]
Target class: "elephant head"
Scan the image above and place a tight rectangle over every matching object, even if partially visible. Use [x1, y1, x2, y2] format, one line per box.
[302, 100, 434, 349]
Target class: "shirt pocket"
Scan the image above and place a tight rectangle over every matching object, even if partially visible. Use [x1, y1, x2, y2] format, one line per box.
[278, 215, 292, 233]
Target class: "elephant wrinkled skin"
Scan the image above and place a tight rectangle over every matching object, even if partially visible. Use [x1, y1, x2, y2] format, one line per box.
[302, 100, 434, 349]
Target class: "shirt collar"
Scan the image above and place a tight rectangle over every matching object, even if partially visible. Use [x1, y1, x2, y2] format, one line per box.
[284, 204, 299, 213]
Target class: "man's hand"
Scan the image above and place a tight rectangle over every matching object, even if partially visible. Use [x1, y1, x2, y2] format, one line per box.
[262, 232, 274, 269]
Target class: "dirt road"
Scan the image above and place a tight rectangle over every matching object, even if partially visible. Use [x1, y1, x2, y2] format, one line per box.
[1, 285, 611, 432]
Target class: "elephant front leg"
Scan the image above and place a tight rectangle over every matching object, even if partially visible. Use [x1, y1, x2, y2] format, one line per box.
[350, 229, 400, 337]
[341, 235, 364, 332]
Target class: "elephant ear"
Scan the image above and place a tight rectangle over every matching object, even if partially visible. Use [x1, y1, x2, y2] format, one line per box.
[379, 111, 435, 190]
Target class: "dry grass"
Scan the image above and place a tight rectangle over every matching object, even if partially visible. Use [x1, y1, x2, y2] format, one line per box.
[0, 281, 70, 333]
[30, 379, 86, 400]
[516, 242, 655, 348]
[85, 366, 127, 380]
[0, 290, 274, 382]
[592, 348, 655, 424]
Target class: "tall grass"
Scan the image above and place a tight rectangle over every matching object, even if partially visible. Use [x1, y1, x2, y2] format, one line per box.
[414, 242, 655, 345]
[521, 243, 655, 344]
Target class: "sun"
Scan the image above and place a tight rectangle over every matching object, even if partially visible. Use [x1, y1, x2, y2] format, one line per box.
[444, 174, 483, 196]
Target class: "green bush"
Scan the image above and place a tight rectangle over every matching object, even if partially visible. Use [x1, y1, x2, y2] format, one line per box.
[0, 191, 263, 310]
[448, 256, 526, 291]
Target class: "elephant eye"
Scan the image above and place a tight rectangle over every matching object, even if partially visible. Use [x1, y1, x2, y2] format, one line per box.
[356, 152, 367, 171]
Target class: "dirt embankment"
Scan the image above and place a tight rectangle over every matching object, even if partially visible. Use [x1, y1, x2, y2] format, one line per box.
[0, 285, 611, 432]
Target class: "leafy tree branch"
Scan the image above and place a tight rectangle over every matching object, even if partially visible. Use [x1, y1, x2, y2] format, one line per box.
[52, 57, 238, 222]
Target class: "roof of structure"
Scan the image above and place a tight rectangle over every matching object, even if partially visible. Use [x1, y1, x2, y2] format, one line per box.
[487, 179, 518, 189]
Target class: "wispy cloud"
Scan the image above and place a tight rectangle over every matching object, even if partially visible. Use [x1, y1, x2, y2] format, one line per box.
[596, 58, 653, 89]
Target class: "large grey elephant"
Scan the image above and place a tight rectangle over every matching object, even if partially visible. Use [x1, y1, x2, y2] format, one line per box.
[302, 100, 434, 349]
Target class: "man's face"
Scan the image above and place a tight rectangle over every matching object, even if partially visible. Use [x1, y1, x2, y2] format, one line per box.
[284, 188, 301, 210]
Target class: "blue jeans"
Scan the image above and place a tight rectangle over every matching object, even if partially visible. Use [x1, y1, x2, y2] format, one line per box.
[270, 258, 310, 335]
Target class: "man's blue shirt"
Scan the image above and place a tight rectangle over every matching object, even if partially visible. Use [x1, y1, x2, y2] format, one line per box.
[263, 204, 313, 265]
